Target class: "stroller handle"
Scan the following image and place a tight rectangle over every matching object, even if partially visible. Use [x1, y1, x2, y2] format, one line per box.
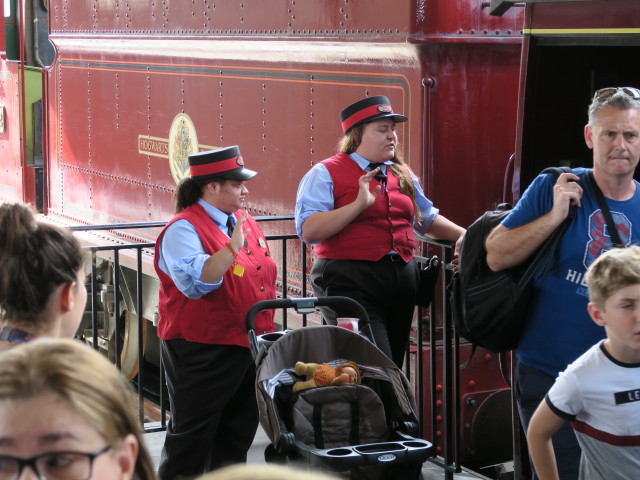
[245, 296, 374, 362]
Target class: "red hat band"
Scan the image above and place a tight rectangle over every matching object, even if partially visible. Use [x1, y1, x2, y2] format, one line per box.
[189, 156, 243, 177]
[341, 103, 394, 133]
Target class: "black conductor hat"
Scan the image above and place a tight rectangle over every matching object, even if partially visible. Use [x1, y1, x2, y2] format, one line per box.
[188, 146, 257, 181]
[339, 95, 408, 134]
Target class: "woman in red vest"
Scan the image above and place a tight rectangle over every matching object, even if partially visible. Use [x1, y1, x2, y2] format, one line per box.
[295, 96, 465, 367]
[154, 146, 277, 479]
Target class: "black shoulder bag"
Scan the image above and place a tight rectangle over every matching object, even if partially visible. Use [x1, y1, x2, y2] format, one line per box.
[449, 166, 575, 354]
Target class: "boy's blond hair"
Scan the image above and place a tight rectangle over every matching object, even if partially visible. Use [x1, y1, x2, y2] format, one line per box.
[585, 245, 640, 307]
[197, 463, 339, 480]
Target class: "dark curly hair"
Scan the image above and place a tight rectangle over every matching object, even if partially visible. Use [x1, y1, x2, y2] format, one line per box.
[174, 176, 226, 213]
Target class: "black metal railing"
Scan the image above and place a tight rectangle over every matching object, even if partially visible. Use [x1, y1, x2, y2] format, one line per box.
[414, 235, 460, 479]
[72, 218, 468, 478]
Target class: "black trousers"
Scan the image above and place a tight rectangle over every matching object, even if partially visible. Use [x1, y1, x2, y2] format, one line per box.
[158, 339, 259, 480]
[310, 256, 419, 367]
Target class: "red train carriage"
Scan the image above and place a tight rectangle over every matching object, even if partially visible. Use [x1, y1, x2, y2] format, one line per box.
[1, 1, 522, 228]
[0, 0, 525, 475]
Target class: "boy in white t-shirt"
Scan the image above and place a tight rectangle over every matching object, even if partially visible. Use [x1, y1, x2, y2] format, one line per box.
[527, 246, 640, 480]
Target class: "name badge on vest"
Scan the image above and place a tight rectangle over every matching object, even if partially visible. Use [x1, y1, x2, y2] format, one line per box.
[258, 237, 267, 249]
[233, 264, 245, 277]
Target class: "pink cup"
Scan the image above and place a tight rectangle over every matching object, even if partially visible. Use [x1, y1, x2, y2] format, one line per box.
[337, 317, 359, 332]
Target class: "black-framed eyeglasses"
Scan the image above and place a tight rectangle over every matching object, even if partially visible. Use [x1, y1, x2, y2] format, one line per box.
[0, 445, 111, 480]
[593, 86, 640, 102]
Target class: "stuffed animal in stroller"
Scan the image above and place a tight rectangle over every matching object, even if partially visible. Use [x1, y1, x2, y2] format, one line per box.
[292, 361, 361, 392]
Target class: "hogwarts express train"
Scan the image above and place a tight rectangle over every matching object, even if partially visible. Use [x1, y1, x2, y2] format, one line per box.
[1, 0, 639, 476]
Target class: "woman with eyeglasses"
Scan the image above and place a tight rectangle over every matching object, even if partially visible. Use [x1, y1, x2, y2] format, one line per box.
[0, 203, 87, 350]
[0, 338, 156, 480]
[295, 95, 465, 368]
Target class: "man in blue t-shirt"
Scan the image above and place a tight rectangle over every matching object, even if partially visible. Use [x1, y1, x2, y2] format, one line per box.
[486, 87, 640, 480]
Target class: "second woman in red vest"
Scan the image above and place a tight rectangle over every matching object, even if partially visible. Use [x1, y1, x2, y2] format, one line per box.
[154, 146, 277, 479]
[295, 95, 465, 367]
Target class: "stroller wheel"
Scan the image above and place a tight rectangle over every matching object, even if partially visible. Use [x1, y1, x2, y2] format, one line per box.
[264, 444, 288, 464]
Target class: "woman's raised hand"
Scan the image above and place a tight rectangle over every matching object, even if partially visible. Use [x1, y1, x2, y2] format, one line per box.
[231, 211, 250, 252]
[356, 168, 382, 208]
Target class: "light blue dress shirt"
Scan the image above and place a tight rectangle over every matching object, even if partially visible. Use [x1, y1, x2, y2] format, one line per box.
[157, 198, 235, 299]
[294, 152, 439, 244]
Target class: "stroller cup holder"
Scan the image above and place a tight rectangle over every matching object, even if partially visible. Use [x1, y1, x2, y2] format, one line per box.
[299, 438, 434, 469]
[257, 331, 287, 349]
[252, 330, 288, 365]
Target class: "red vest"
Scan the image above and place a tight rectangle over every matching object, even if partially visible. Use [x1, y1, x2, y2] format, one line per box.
[315, 153, 415, 262]
[154, 203, 277, 347]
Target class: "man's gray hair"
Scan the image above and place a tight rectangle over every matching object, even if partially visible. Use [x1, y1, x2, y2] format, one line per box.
[588, 90, 640, 127]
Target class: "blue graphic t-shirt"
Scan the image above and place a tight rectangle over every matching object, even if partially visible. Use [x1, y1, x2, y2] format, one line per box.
[502, 168, 640, 376]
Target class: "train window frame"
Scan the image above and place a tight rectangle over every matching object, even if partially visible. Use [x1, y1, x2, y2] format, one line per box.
[491, 0, 598, 16]
[519, 40, 640, 191]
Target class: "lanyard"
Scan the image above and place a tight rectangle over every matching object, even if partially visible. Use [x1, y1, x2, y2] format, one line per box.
[0, 327, 34, 343]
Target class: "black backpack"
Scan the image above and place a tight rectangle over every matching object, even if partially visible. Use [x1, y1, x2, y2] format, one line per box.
[449, 167, 574, 354]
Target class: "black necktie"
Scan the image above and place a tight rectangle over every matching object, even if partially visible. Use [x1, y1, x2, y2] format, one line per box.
[368, 162, 387, 184]
[226, 215, 234, 237]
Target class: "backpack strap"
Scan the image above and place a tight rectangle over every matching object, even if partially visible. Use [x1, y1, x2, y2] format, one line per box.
[539, 167, 577, 222]
[539, 166, 573, 178]
[588, 170, 624, 248]
[518, 166, 577, 284]
[517, 218, 568, 285]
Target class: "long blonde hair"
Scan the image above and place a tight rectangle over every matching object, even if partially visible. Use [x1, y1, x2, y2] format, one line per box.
[337, 123, 422, 225]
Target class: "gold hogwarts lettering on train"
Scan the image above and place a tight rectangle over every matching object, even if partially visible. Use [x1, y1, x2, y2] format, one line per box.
[138, 136, 169, 156]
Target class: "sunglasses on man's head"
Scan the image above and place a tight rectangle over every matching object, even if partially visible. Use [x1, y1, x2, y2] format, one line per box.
[593, 87, 640, 102]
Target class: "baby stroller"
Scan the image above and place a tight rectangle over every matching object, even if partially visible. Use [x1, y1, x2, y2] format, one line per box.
[245, 296, 434, 480]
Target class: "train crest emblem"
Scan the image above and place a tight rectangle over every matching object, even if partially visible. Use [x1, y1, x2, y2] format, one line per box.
[138, 113, 218, 185]
[168, 113, 199, 184]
